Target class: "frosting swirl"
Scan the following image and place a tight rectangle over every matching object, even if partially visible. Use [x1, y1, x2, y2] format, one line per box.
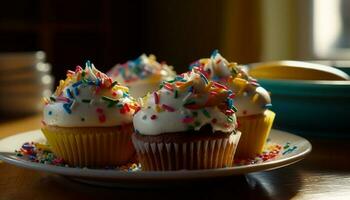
[108, 54, 176, 98]
[133, 70, 238, 135]
[43, 61, 139, 127]
[108, 54, 176, 84]
[190, 50, 272, 117]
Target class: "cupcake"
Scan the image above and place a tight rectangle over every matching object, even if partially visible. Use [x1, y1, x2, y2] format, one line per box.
[41, 61, 139, 167]
[107, 54, 176, 98]
[132, 69, 241, 171]
[192, 50, 275, 158]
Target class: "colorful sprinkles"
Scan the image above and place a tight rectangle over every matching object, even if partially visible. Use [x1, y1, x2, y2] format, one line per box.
[138, 70, 238, 131]
[107, 54, 175, 83]
[282, 142, 298, 155]
[161, 104, 175, 112]
[15, 141, 296, 170]
[189, 50, 272, 114]
[153, 92, 159, 104]
[42, 61, 140, 125]
[235, 141, 297, 165]
[15, 142, 65, 166]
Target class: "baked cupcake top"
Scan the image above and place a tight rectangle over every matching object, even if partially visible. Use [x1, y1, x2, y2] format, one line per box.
[43, 61, 139, 127]
[133, 69, 238, 135]
[190, 50, 271, 117]
[107, 54, 176, 85]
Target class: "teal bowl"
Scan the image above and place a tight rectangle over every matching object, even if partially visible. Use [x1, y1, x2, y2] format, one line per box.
[253, 67, 350, 138]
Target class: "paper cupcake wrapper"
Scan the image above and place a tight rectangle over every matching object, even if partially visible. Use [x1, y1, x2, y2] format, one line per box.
[132, 132, 241, 171]
[41, 124, 135, 167]
[236, 110, 275, 158]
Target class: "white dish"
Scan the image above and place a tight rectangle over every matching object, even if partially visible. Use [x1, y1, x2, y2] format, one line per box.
[0, 67, 51, 83]
[0, 129, 311, 187]
[0, 75, 53, 92]
[0, 51, 45, 71]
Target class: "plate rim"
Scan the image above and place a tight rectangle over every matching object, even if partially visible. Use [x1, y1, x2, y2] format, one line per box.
[0, 129, 312, 180]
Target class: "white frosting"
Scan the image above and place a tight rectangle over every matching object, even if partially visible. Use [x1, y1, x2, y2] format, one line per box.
[230, 84, 271, 116]
[133, 70, 237, 135]
[43, 63, 138, 127]
[114, 76, 162, 98]
[198, 51, 272, 117]
[108, 54, 176, 98]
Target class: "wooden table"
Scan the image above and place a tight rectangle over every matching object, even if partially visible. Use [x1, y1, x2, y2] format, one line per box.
[0, 115, 349, 200]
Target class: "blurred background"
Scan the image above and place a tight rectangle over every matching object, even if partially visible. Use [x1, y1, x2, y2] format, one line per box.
[2, 0, 350, 80]
[1, 0, 350, 135]
[2, 0, 350, 75]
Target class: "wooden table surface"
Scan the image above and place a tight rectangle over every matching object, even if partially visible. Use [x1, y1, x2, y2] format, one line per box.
[0, 115, 349, 200]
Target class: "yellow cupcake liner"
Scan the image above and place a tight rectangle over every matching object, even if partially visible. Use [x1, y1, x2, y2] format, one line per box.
[41, 124, 135, 167]
[132, 132, 241, 171]
[236, 110, 275, 158]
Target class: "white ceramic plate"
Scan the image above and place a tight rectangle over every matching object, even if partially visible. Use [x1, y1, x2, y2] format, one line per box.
[0, 129, 311, 186]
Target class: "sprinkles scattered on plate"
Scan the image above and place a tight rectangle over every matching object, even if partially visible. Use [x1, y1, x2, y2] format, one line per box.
[235, 142, 298, 165]
[15, 142, 140, 171]
[15, 142, 66, 166]
[15, 141, 297, 170]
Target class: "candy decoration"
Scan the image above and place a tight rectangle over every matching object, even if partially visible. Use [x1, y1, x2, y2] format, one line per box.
[163, 82, 174, 91]
[136, 70, 237, 132]
[182, 117, 194, 123]
[174, 90, 178, 98]
[153, 92, 159, 104]
[211, 49, 219, 58]
[201, 109, 211, 118]
[73, 87, 79, 96]
[63, 103, 72, 114]
[264, 103, 273, 108]
[82, 99, 91, 103]
[44, 60, 139, 126]
[162, 104, 175, 112]
[106, 54, 175, 83]
[252, 93, 259, 103]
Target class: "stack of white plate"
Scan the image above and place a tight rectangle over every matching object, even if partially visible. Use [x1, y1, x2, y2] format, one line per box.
[0, 51, 54, 116]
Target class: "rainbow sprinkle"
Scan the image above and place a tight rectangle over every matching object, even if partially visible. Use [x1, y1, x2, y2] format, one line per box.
[235, 142, 298, 165]
[42, 61, 140, 125]
[107, 54, 175, 83]
[190, 50, 273, 113]
[182, 117, 194, 123]
[153, 92, 159, 104]
[15, 142, 65, 166]
[15, 141, 295, 170]
[138, 70, 239, 131]
[161, 104, 175, 112]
